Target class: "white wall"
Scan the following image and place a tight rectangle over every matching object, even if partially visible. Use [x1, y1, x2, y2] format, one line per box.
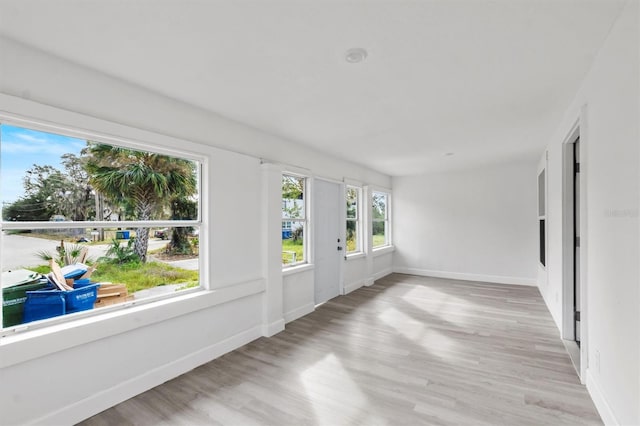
[344, 257, 368, 293]
[539, 3, 639, 425]
[283, 269, 314, 322]
[0, 37, 392, 425]
[393, 160, 538, 286]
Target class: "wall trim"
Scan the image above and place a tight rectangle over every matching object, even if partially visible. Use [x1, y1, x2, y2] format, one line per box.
[30, 325, 263, 426]
[262, 319, 285, 337]
[284, 303, 314, 324]
[586, 369, 619, 426]
[373, 268, 393, 281]
[344, 280, 364, 294]
[393, 267, 536, 286]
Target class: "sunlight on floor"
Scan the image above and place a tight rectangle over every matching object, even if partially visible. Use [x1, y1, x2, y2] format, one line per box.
[378, 307, 459, 358]
[300, 353, 380, 424]
[401, 286, 475, 327]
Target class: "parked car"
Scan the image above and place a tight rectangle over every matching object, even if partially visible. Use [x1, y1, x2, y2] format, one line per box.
[154, 228, 169, 240]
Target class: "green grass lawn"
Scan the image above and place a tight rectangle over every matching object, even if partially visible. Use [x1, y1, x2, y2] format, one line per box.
[282, 238, 304, 264]
[31, 261, 199, 294]
[372, 233, 386, 247]
[283, 234, 386, 263]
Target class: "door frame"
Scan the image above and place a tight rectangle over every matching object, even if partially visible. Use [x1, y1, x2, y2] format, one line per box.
[313, 176, 346, 299]
[561, 114, 588, 383]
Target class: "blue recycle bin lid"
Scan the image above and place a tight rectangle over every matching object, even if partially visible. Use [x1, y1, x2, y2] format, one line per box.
[61, 263, 89, 279]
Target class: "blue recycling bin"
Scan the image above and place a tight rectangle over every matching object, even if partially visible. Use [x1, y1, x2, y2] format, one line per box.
[116, 230, 130, 239]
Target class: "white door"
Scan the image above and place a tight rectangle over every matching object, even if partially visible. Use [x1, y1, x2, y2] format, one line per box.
[314, 179, 342, 305]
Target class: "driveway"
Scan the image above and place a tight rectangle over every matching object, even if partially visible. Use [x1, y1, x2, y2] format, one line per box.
[1, 233, 170, 271]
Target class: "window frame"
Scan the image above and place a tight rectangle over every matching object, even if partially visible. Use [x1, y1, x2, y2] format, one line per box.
[281, 172, 308, 268]
[372, 190, 391, 249]
[0, 118, 206, 336]
[345, 185, 363, 256]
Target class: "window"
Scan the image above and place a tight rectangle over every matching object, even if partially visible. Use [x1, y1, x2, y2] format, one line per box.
[346, 186, 361, 254]
[282, 174, 306, 266]
[538, 169, 546, 266]
[372, 191, 390, 248]
[1, 123, 202, 330]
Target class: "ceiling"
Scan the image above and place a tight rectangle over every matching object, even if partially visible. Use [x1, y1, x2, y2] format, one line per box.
[0, 0, 627, 176]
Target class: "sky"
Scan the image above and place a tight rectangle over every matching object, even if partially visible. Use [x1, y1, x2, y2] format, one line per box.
[1, 124, 86, 204]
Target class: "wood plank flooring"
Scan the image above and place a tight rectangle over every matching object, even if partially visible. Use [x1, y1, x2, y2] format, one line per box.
[80, 274, 601, 425]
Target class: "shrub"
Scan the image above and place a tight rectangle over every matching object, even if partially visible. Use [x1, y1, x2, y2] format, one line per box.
[99, 238, 140, 265]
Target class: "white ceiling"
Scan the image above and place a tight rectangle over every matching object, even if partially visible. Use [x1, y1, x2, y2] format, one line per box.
[0, 0, 627, 176]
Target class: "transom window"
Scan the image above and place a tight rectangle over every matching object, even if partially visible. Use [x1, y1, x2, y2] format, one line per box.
[372, 191, 390, 248]
[1, 123, 203, 331]
[282, 174, 307, 266]
[346, 186, 362, 254]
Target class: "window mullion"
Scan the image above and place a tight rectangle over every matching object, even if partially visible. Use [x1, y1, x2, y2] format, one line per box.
[1, 220, 200, 230]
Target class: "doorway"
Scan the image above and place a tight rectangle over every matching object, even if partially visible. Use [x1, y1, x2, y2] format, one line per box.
[573, 138, 581, 344]
[562, 126, 584, 380]
[313, 178, 343, 305]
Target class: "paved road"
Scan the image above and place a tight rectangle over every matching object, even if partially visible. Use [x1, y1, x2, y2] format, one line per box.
[163, 258, 199, 271]
[1, 233, 169, 271]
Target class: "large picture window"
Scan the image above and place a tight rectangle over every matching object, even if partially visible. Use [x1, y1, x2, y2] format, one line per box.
[282, 174, 307, 266]
[346, 186, 361, 254]
[372, 191, 390, 248]
[1, 123, 202, 331]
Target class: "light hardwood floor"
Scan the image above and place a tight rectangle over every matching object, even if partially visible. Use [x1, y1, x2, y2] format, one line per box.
[80, 274, 601, 425]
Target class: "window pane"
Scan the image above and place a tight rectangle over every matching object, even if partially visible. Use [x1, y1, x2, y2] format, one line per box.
[1, 226, 200, 328]
[372, 192, 387, 220]
[346, 187, 357, 219]
[282, 222, 304, 265]
[346, 220, 358, 253]
[372, 221, 386, 248]
[1, 124, 199, 224]
[282, 175, 305, 219]
[372, 191, 388, 248]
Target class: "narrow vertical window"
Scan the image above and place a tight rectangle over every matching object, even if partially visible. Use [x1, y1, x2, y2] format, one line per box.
[282, 174, 306, 266]
[346, 186, 361, 254]
[372, 191, 390, 248]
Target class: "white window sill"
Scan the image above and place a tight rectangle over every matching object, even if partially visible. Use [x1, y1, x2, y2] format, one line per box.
[282, 263, 314, 276]
[372, 245, 395, 257]
[345, 252, 366, 261]
[0, 278, 264, 369]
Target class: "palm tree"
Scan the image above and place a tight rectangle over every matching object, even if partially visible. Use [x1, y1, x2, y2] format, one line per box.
[85, 143, 197, 262]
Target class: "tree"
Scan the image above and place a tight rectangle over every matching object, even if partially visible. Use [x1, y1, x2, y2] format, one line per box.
[60, 153, 95, 221]
[346, 187, 357, 245]
[2, 195, 51, 222]
[23, 164, 72, 218]
[13, 156, 96, 222]
[372, 193, 387, 236]
[85, 143, 197, 262]
[282, 175, 304, 218]
[168, 197, 198, 254]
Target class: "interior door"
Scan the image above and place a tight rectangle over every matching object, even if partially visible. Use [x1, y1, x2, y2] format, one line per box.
[574, 138, 581, 343]
[314, 179, 342, 305]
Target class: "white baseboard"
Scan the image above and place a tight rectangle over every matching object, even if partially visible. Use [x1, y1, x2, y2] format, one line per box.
[364, 278, 375, 286]
[586, 369, 619, 426]
[33, 325, 263, 426]
[392, 267, 536, 286]
[344, 280, 364, 294]
[373, 267, 393, 281]
[262, 318, 285, 337]
[284, 303, 314, 323]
